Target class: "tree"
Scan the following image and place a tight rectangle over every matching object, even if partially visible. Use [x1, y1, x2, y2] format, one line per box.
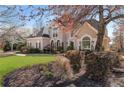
[0, 6, 18, 31]
[18, 5, 124, 51]
[2, 25, 25, 51]
[113, 24, 124, 50]
[0, 6, 25, 51]
[94, 6, 124, 51]
[32, 19, 44, 36]
[49, 6, 124, 51]
[52, 13, 74, 32]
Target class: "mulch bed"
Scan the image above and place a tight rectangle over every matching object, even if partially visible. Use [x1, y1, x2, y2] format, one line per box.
[3, 62, 72, 87]
[3, 62, 108, 87]
[3, 51, 124, 87]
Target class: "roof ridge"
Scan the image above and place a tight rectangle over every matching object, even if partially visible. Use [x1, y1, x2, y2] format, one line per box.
[71, 19, 99, 36]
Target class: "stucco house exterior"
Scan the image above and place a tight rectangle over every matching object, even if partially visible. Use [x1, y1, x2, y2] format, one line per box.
[26, 19, 110, 51]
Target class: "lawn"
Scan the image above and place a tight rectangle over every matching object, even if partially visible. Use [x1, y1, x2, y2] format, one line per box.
[0, 54, 55, 86]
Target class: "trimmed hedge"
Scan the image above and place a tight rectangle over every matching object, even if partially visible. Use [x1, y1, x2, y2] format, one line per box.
[20, 46, 29, 54]
[28, 48, 41, 53]
[20, 47, 41, 54]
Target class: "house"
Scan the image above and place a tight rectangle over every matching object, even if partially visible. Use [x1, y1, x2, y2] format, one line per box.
[26, 19, 110, 51]
[111, 31, 124, 51]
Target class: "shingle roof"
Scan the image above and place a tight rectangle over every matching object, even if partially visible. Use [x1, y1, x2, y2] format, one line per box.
[28, 27, 50, 38]
[42, 34, 50, 38]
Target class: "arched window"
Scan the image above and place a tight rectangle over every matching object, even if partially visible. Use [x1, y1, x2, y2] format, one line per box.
[82, 36, 91, 50]
[62, 42, 64, 50]
[36, 42, 38, 48]
[39, 42, 41, 49]
[57, 40, 60, 48]
[51, 40, 54, 49]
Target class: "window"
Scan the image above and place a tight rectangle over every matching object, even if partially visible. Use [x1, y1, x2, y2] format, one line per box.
[79, 41, 81, 50]
[57, 40, 60, 48]
[30, 42, 32, 47]
[54, 42, 57, 49]
[82, 37, 91, 50]
[36, 42, 38, 48]
[51, 40, 54, 49]
[53, 33, 58, 37]
[62, 42, 64, 49]
[39, 42, 41, 49]
[53, 29, 58, 37]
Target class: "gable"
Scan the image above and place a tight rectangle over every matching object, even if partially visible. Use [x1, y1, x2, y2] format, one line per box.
[74, 22, 98, 39]
[86, 19, 99, 31]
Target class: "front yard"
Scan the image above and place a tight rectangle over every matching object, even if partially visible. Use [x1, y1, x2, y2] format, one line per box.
[0, 54, 55, 86]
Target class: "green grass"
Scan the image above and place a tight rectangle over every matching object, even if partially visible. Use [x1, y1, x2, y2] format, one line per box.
[0, 54, 55, 86]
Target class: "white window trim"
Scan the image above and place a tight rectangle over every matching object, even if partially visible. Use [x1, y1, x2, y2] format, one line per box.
[81, 34, 92, 50]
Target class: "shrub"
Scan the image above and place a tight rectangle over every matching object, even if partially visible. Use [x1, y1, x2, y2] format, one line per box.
[3, 41, 24, 52]
[85, 52, 120, 82]
[64, 50, 85, 73]
[3, 42, 11, 52]
[66, 41, 74, 51]
[43, 45, 51, 54]
[67, 46, 73, 51]
[57, 46, 64, 53]
[20, 46, 29, 54]
[54, 56, 74, 80]
[44, 71, 54, 79]
[16, 43, 26, 51]
[84, 50, 93, 55]
[28, 48, 41, 53]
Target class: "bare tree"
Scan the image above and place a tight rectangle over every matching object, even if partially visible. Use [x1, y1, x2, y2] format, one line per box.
[0, 6, 25, 51]
[18, 5, 124, 51]
[0, 6, 18, 30]
[2, 25, 25, 51]
[113, 24, 124, 50]
[49, 6, 124, 51]
[32, 20, 44, 36]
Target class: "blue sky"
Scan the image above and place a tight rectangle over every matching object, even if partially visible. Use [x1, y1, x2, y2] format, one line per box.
[107, 22, 115, 39]
[16, 5, 115, 39]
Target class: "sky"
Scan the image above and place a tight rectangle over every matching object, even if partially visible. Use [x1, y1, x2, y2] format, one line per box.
[107, 22, 115, 39]
[14, 5, 115, 39]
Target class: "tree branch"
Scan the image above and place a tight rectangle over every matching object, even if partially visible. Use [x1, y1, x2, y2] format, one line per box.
[105, 14, 124, 25]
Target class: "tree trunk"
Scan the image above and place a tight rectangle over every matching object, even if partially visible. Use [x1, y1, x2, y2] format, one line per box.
[95, 6, 105, 52]
[10, 42, 14, 51]
[95, 30, 105, 51]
